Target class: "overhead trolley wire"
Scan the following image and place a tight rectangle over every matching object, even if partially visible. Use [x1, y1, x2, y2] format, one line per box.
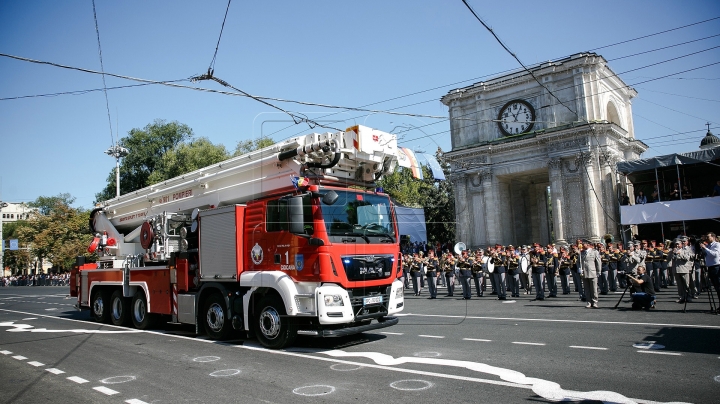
[91, 0, 114, 146]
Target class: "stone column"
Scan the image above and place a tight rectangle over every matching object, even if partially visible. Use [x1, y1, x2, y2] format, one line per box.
[548, 158, 566, 245]
[579, 152, 601, 242]
[480, 169, 499, 245]
[453, 173, 470, 244]
[599, 152, 618, 238]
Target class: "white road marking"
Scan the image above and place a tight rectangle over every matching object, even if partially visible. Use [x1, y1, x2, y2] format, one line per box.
[398, 312, 720, 329]
[512, 342, 545, 346]
[67, 376, 89, 384]
[418, 335, 444, 339]
[27, 361, 45, 367]
[637, 350, 682, 356]
[22, 318, 37, 320]
[330, 363, 363, 371]
[126, 400, 150, 404]
[390, 379, 434, 391]
[0, 307, 674, 404]
[502, 300, 516, 304]
[192, 356, 220, 362]
[463, 338, 492, 342]
[12, 355, 27, 360]
[380, 331, 404, 335]
[569, 346, 608, 350]
[0, 350, 12, 355]
[0, 320, 142, 334]
[633, 341, 665, 350]
[46, 368, 65, 375]
[413, 352, 441, 357]
[100, 375, 136, 384]
[292, 385, 336, 396]
[44, 308, 57, 311]
[93, 386, 120, 395]
[209, 369, 241, 377]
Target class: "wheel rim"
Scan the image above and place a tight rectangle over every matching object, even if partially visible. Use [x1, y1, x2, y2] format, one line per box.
[258, 306, 281, 340]
[133, 298, 146, 322]
[93, 295, 104, 317]
[206, 303, 225, 332]
[112, 297, 123, 320]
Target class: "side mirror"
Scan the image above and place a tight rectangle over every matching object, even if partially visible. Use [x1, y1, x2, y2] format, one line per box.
[288, 196, 305, 235]
[322, 190, 339, 206]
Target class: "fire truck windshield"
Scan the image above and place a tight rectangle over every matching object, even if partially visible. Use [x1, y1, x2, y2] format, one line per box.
[321, 191, 396, 243]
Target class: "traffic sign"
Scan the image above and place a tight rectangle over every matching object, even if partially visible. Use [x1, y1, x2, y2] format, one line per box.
[9, 239, 19, 251]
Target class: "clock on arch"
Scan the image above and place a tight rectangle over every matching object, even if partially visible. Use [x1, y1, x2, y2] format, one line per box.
[497, 99, 536, 136]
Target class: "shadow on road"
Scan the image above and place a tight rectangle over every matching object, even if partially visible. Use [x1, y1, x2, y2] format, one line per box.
[641, 326, 720, 355]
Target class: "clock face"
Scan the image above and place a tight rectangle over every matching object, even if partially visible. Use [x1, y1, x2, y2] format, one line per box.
[498, 100, 535, 136]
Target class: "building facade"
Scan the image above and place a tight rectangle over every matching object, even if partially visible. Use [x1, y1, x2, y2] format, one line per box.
[441, 53, 648, 247]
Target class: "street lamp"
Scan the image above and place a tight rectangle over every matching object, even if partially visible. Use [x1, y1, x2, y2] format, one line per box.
[105, 143, 129, 197]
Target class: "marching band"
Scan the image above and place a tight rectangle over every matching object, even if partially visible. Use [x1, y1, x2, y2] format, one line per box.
[399, 237, 702, 309]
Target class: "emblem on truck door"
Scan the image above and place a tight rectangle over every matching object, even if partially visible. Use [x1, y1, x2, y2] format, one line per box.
[251, 243, 264, 265]
[295, 254, 304, 272]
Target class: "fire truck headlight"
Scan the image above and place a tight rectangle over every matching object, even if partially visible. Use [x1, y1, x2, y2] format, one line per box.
[395, 287, 403, 300]
[323, 294, 344, 307]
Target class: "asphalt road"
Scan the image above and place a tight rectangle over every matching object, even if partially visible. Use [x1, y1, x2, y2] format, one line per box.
[0, 284, 718, 404]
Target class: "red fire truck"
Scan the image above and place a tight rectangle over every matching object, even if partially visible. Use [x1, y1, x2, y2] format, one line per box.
[71, 125, 404, 348]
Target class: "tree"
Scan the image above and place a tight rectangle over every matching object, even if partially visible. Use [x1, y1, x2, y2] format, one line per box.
[10, 194, 94, 273]
[233, 137, 275, 157]
[28, 193, 74, 215]
[96, 119, 193, 202]
[148, 137, 230, 184]
[378, 152, 455, 244]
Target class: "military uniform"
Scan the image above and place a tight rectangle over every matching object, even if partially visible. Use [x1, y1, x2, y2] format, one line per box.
[518, 249, 532, 295]
[425, 253, 440, 299]
[580, 245, 602, 308]
[443, 254, 456, 297]
[410, 254, 422, 296]
[570, 248, 585, 301]
[545, 251, 559, 298]
[458, 253, 473, 299]
[491, 252, 507, 300]
[471, 253, 485, 297]
[531, 252, 546, 300]
[507, 252, 520, 297]
[598, 248, 610, 295]
[558, 250, 572, 294]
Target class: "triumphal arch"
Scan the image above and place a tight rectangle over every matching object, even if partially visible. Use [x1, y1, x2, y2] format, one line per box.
[441, 53, 647, 247]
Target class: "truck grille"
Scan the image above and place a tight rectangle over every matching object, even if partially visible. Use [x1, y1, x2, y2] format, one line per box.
[341, 254, 394, 281]
[347, 286, 390, 320]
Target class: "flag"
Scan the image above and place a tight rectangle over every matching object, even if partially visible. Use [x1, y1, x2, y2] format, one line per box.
[423, 154, 446, 181]
[291, 176, 308, 189]
[398, 147, 423, 180]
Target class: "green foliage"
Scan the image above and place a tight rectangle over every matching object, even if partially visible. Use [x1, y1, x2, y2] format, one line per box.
[28, 193, 75, 215]
[148, 137, 230, 184]
[96, 119, 193, 202]
[378, 157, 455, 244]
[233, 137, 275, 156]
[4, 194, 94, 273]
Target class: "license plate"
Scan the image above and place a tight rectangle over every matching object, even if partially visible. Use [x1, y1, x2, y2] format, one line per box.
[363, 296, 383, 305]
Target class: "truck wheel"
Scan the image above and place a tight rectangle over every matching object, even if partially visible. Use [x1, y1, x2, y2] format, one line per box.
[255, 295, 297, 349]
[90, 289, 110, 323]
[110, 290, 131, 326]
[131, 290, 157, 329]
[203, 293, 231, 340]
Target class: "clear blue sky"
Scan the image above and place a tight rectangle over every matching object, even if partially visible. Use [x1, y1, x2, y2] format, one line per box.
[1, 0, 718, 208]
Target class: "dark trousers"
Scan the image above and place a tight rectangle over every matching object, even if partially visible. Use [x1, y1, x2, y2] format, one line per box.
[708, 266, 720, 304]
[426, 271, 438, 298]
[631, 292, 655, 309]
[532, 272, 545, 299]
[473, 273, 484, 296]
[598, 270, 609, 294]
[560, 273, 571, 294]
[445, 273, 455, 296]
[488, 271, 497, 294]
[571, 270, 585, 299]
[411, 272, 422, 295]
[546, 272, 558, 296]
[492, 272, 506, 298]
[508, 272, 520, 297]
[459, 275, 472, 299]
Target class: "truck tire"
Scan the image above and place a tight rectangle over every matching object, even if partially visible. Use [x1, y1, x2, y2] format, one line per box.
[255, 295, 297, 349]
[110, 290, 131, 326]
[90, 289, 110, 323]
[203, 293, 231, 340]
[131, 290, 157, 329]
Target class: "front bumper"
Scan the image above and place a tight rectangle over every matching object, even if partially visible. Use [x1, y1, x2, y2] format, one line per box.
[297, 316, 399, 337]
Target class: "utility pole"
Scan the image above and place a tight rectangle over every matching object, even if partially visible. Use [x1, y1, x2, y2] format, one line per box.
[105, 142, 129, 197]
